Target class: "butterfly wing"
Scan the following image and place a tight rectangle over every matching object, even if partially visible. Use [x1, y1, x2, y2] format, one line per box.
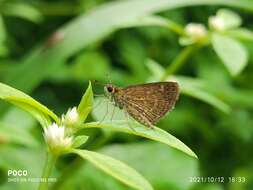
[115, 82, 179, 127]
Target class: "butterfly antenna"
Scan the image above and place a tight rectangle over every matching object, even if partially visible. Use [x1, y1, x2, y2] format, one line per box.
[106, 74, 112, 84]
[92, 80, 106, 87]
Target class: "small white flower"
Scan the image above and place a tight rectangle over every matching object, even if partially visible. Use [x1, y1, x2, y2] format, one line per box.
[62, 107, 79, 126]
[209, 16, 225, 31]
[44, 123, 72, 154]
[185, 23, 207, 40]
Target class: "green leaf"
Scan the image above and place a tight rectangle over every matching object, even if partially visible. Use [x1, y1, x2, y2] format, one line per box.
[176, 76, 231, 113]
[119, 15, 169, 28]
[119, 15, 184, 35]
[8, 99, 52, 128]
[82, 121, 197, 158]
[1, 107, 37, 128]
[72, 135, 89, 148]
[92, 143, 198, 190]
[77, 81, 93, 123]
[216, 9, 242, 30]
[212, 33, 248, 76]
[146, 59, 166, 82]
[72, 149, 153, 190]
[227, 28, 253, 41]
[62, 142, 198, 190]
[1, 2, 43, 23]
[0, 82, 59, 127]
[0, 122, 38, 147]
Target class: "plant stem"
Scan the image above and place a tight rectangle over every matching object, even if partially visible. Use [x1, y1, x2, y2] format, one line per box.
[165, 20, 185, 36]
[161, 45, 197, 81]
[38, 152, 57, 190]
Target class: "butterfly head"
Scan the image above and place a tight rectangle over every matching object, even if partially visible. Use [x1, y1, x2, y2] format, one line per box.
[104, 84, 117, 96]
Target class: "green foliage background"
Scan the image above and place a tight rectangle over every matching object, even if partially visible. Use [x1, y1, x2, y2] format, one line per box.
[0, 0, 253, 190]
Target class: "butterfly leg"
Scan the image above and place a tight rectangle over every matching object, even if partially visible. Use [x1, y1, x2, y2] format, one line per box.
[98, 99, 109, 125]
[123, 109, 136, 132]
[110, 105, 116, 122]
[147, 123, 155, 129]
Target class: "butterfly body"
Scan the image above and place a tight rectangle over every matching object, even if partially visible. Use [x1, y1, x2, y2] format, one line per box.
[104, 82, 179, 128]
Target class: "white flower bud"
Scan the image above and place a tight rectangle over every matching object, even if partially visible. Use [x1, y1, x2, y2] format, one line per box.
[209, 16, 225, 31]
[62, 107, 79, 126]
[185, 23, 207, 40]
[43, 123, 72, 154]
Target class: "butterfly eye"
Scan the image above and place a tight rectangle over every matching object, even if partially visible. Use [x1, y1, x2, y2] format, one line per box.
[107, 86, 113, 93]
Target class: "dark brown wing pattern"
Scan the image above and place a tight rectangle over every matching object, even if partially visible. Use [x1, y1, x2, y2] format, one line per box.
[115, 82, 179, 127]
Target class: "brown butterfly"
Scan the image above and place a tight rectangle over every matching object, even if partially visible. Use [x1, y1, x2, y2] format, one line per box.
[104, 82, 179, 128]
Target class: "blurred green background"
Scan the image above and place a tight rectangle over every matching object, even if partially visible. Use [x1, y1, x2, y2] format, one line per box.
[0, 0, 253, 190]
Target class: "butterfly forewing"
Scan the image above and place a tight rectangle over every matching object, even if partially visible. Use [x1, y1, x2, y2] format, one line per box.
[114, 82, 179, 127]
